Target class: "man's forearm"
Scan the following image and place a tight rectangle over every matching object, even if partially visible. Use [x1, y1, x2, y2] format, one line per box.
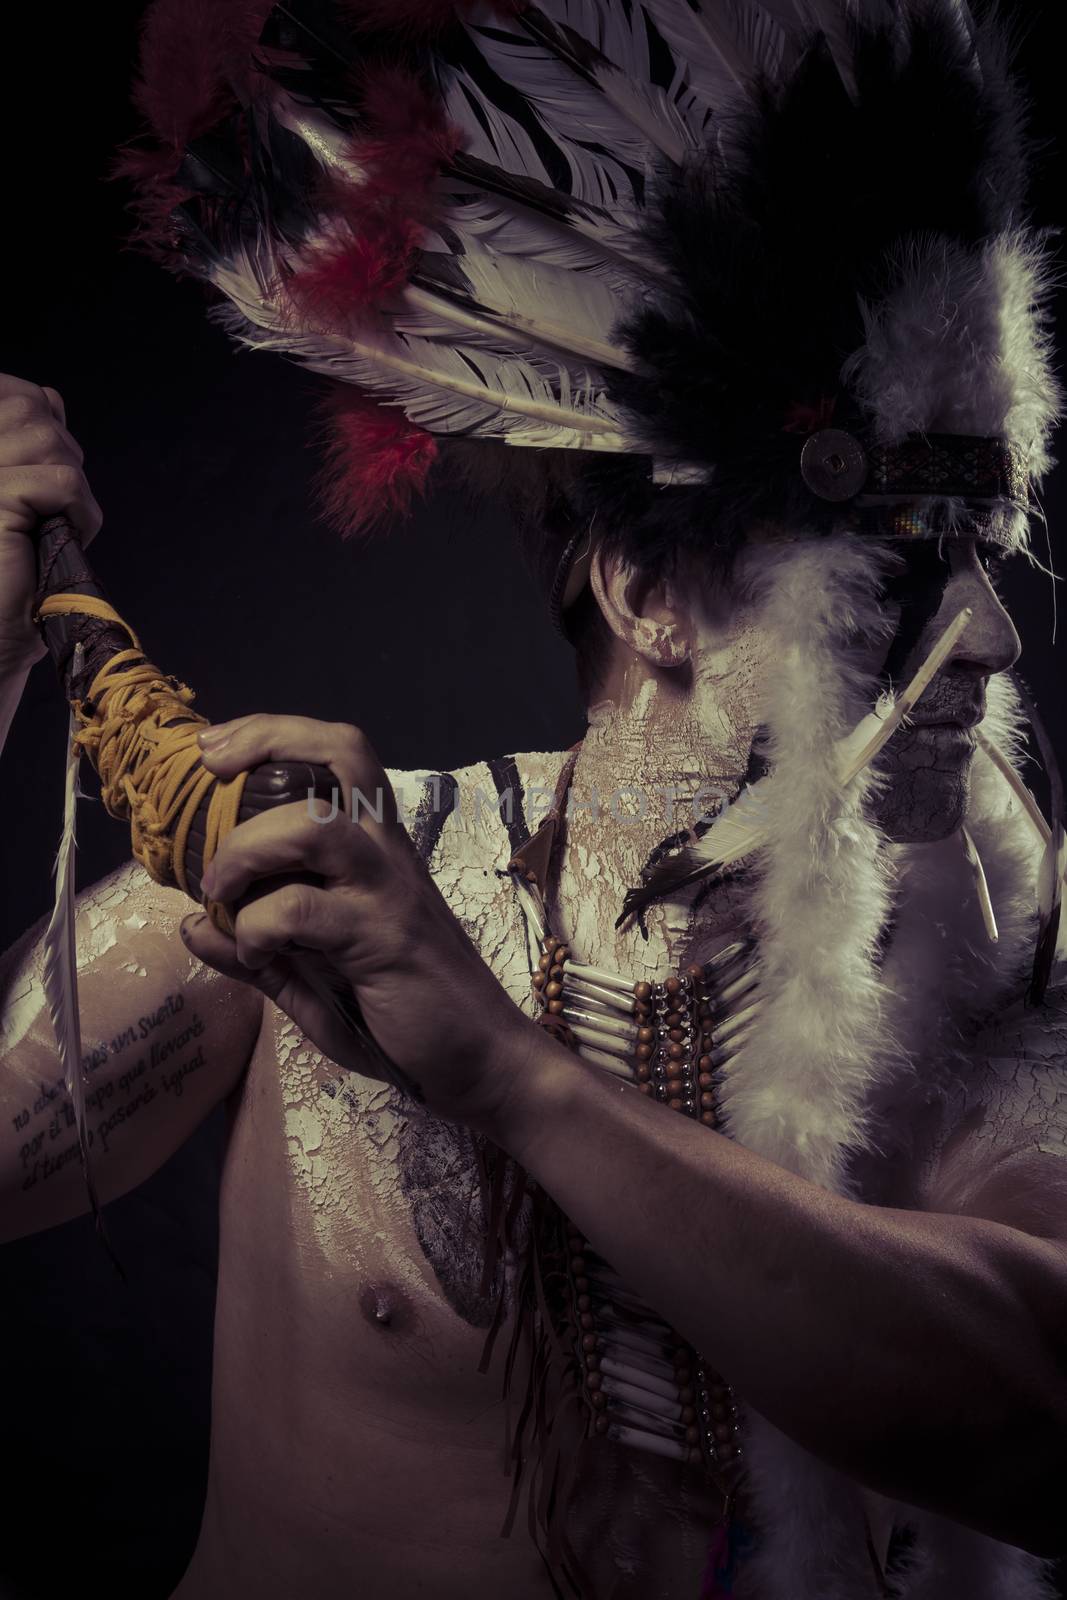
[491, 1026, 1067, 1553]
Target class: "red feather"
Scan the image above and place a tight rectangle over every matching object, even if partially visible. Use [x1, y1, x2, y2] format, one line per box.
[129, 0, 275, 150]
[286, 67, 460, 325]
[314, 388, 439, 539]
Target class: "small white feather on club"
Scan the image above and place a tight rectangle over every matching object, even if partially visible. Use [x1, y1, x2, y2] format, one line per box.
[41, 644, 115, 1256]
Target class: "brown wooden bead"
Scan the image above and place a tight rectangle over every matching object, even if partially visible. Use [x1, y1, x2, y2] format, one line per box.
[700, 1091, 716, 1110]
[591, 1391, 608, 1410]
[585, 1354, 600, 1371]
[637, 1025, 655, 1044]
[665, 976, 682, 995]
[668, 1028, 685, 1043]
[582, 1333, 598, 1352]
[580, 1314, 594, 1331]
[638, 1083, 652, 1096]
[668, 1042, 684, 1060]
[698, 1054, 712, 1071]
[698, 1001, 711, 1018]
[714, 1423, 734, 1443]
[701, 1111, 717, 1127]
[634, 982, 653, 1002]
[685, 1426, 701, 1445]
[538, 952, 552, 971]
[678, 1388, 694, 1405]
[635, 1042, 654, 1061]
[575, 1277, 589, 1293]
[547, 999, 564, 1014]
[545, 981, 563, 1000]
[594, 1415, 609, 1435]
[668, 1098, 684, 1112]
[664, 1011, 681, 1028]
[577, 1295, 591, 1312]
[585, 1371, 602, 1389]
[687, 1448, 703, 1466]
[556, 946, 570, 962]
[636, 1065, 651, 1082]
[711, 1404, 728, 1421]
[698, 1072, 713, 1089]
[532, 971, 545, 991]
[570, 1255, 586, 1274]
[549, 965, 564, 983]
[681, 1407, 696, 1425]
[686, 964, 705, 980]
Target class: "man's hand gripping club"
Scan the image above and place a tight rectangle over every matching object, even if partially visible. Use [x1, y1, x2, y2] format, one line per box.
[183, 714, 537, 1128]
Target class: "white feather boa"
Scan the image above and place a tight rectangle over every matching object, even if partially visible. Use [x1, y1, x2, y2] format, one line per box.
[714, 539, 1058, 1600]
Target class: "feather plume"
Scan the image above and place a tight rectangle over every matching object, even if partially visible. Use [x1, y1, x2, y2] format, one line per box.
[314, 385, 438, 537]
[211, 243, 628, 449]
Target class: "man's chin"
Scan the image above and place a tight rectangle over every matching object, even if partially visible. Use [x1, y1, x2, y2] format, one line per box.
[871, 753, 973, 844]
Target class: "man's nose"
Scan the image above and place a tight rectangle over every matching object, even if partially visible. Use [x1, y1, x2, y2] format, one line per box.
[945, 557, 1022, 677]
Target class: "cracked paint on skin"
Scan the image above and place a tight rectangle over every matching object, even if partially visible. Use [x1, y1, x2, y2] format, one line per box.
[549, 594, 770, 982]
[0, 860, 204, 1053]
[277, 762, 540, 1320]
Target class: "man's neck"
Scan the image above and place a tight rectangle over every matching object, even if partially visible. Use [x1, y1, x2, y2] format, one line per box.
[548, 676, 753, 980]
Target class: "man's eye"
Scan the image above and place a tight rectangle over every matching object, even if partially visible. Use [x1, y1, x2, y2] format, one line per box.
[979, 547, 1010, 579]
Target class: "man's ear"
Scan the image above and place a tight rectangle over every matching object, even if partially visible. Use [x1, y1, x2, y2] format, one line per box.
[589, 544, 692, 669]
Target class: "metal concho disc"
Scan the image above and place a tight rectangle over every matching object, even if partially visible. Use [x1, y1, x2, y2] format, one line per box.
[799, 429, 869, 502]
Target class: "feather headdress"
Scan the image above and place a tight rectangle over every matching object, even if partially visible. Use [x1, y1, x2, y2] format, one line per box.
[118, 0, 1059, 560]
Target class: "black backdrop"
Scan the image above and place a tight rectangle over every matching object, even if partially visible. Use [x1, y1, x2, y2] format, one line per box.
[0, 4, 1064, 1597]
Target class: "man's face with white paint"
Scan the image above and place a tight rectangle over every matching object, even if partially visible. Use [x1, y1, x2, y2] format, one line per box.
[868, 540, 1021, 843]
[679, 537, 1021, 846]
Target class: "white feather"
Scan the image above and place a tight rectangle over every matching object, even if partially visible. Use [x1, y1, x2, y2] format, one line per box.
[41, 659, 93, 1196]
[537, 0, 716, 142]
[641, 0, 797, 109]
[464, 4, 696, 169]
[210, 251, 629, 451]
[401, 246, 636, 370]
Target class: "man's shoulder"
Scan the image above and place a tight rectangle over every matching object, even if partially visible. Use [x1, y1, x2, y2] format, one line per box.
[383, 751, 569, 1006]
[384, 749, 570, 871]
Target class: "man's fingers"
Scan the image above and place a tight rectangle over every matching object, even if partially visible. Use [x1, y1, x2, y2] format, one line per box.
[198, 714, 399, 840]
[229, 882, 363, 971]
[40, 386, 66, 426]
[0, 419, 84, 470]
[0, 464, 102, 542]
[180, 911, 293, 1001]
[202, 799, 384, 904]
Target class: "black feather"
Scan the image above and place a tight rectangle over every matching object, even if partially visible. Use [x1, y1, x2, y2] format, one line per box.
[596, 1, 1036, 571]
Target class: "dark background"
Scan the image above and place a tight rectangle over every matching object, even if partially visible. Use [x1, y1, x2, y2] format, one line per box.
[0, 4, 1064, 1597]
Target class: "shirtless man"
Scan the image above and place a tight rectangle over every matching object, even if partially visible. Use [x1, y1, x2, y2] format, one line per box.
[3, 364, 1066, 1600]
